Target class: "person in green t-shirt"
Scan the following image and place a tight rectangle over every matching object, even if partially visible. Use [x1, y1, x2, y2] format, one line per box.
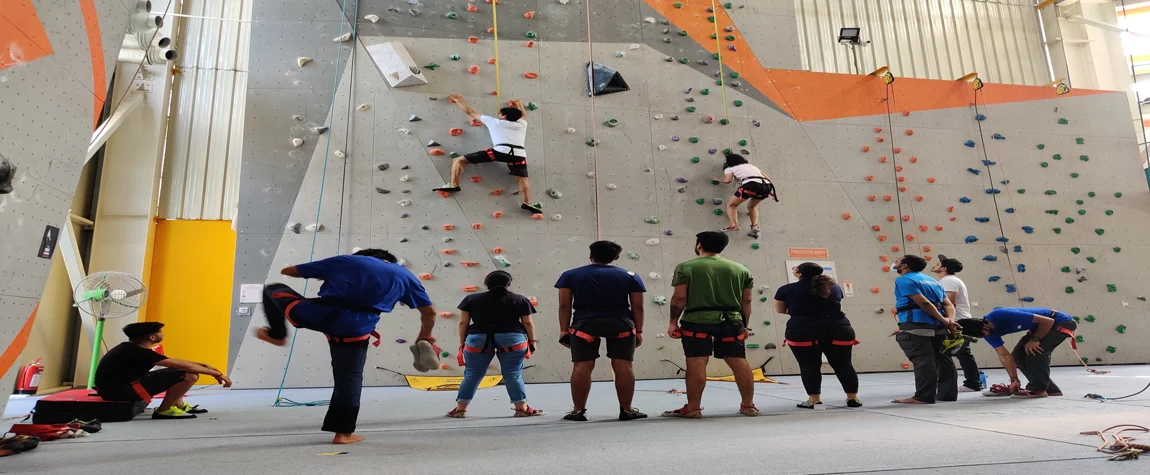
[662, 231, 759, 419]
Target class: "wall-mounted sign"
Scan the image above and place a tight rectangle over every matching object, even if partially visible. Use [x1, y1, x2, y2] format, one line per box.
[787, 247, 829, 260]
[38, 225, 59, 259]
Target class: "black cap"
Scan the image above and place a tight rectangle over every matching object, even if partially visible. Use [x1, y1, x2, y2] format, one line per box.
[937, 255, 963, 273]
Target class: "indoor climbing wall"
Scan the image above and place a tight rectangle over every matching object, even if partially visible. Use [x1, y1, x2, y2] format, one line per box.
[0, 0, 136, 413]
[229, 0, 1150, 390]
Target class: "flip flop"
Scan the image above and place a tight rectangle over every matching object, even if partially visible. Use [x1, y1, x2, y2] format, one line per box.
[446, 408, 467, 418]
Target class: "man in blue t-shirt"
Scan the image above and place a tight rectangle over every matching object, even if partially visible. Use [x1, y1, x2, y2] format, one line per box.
[555, 241, 647, 422]
[959, 308, 1078, 398]
[256, 249, 437, 445]
[891, 255, 958, 405]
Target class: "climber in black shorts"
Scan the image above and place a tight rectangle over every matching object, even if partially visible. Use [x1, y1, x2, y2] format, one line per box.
[717, 154, 776, 239]
[434, 94, 542, 214]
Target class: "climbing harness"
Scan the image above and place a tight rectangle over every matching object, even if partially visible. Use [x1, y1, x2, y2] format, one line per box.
[895, 301, 946, 325]
[568, 327, 637, 343]
[1081, 425, 1150, 461]
[783, 339, 858, 348]
[456, 333, 534, 366]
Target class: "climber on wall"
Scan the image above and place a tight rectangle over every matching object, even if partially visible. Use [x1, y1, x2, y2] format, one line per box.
[254, 248, 439, 445]
[434, 95, 543, 214]
[958, 308, 1078, 398]
[716, 153, 776, 239]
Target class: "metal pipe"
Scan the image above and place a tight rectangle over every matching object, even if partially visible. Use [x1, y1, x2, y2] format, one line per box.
[128, 12, 163, 33]
[117, 47, 178, 65]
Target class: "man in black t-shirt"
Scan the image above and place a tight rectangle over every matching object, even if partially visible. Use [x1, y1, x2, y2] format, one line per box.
[95, 322, 232, 419]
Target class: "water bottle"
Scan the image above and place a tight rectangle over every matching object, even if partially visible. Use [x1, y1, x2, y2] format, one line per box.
[979, 371, 988, 390]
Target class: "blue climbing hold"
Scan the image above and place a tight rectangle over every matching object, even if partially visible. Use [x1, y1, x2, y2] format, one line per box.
[995, 236, 1009, 242]
[1020, 297, 1035, 303]
[1000, 180, 1010, 185]
[959, 197, 972, 204]
[1021, 226, 1034, 234]
[964, 140, 977, 147]
[1005, 208, 1015, 213]
[1013, 245, 1023, 252]
[1017, 264, 1026, 273]
[992, 133, 1005, 140]
[988, 276, 1001, 282]
[965, 236, 979, 244]
[985, 188, 1001, 194]
[975, 217, 990, 223]
[1005, 284, 1016, 293]
[976, 114, 987, 121]
[982, 160, 997, 166]
[967, 168, 981, 175]
[983, 255, 998, 262]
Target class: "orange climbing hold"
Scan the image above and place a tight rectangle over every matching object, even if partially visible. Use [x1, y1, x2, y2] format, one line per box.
[492, 211, 504, 218]
[439, 363, 450, 370]
[461, 261, 479, 267]
[905, 130, 914, 136]
[870, 287, 881, 294]
[910, 157, 919, 163]
[905, 234, 916, 241]
[867, 195, 877, 201]
[493, 247, 504, 254]
[874, 128, 883, 133]
[419, 273, 433, 280]
[886, 216, 896, 222]
[891, 245, 902, 252]
[862, 146, 871, 152]
[897, 176, 906, 182]
[865, 175, 875, 181]
[842, 213, 852, 220]
[485, 0, 499, 4]
[893, 148, 902, 153]
[442, 224, 456, 231]
[468, 4, 479, 12]
[898, 186, 908, 192]
[451, 128, 465, 136]
[935, 225, 943, 231]
[436, 191, 451, 198]
[924, 255, 933, 261]
[918, 225, 928, 232]
[927, 177, 936, 183]
[472, 223, 483, 230]
[525, 40, 535, 48]
[923, 246, 932, 252]
[468, 36, 479, 44]
[487, 57, 496, 64]
[523, 72, 539, 79]
[895, 166, 904, 172]
[947, 206, 955, 213]
[876, 137, 885, 143]
[471, 118, 484, 126]
[902, 215, 911, 222]
[429, 149, 447, 156]
[461, 286, 479, 292]
[883, 195, 893, 201]
[487, 28, 495, 33]
[879, 256, 891, 262]
[490, 189, 504, 196]
[877, 235, 888, 242]
[879, 157, 888, 163]
[902, 111, 911, 117]
[531, 214, 544, 220]
[468, 65, 480, 74]
[882, 266, 891, 272]
[440, 249, 456, 254]
[871, 225, 882, 231]
[901, 362, 912, 369]
[914, 196, 924, 202]
[523, 11, 536, 19]
[469, 176, 482, 182]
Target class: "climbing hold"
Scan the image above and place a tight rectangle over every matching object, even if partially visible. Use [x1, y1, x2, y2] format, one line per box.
[992, 133, 1005, 140]
[965, 236, 979, 244]
[915, 196, 924, 202]
[883, 195, 893, 201]
[1037, 144, 1045, 149]
[960, 197, 972, 203]
[986, 188, 1001, 194]
[523, 71, 539, 79]
[975, 217, 990, 223]
[1017, 264, 1026, 273]
[1071, 247, 1081, 254]
[626, 251, 641, 260]
[1085, 315, 1096, 322]
[983, 256, 998, 262]
[967, 168, 981, 175]
[644, 216, 661, 224]
[1106, 346, 1117, 354]
[1040, 162, 1048, 168]
[1022, 226, 1033, 234]
[964, 140, 976, 147]
[1115, 192, 1124, 198]
[842, 213, 852, 220]
[1044, 209, 1057, 215]
[1107, 284, 1117, 292]
[651, 296, 668, 305]
[1006, 284, 1017, 293]
[1070, 173, 1079, 178]
[713, 209, 724, 216]
[375, 187, 390, 194]
[1065, 218, 1075, 224]
[988, 276, 1001, 282]
[982, 160, 997, 166]
[751, 243, 761, 250]
[1014, 245, 1023, 253]
[1076, 137, 1085, 144]
[397, 200, 412, 207]
[1105, 210, 1114, 216]
[525, 31, 537, 38]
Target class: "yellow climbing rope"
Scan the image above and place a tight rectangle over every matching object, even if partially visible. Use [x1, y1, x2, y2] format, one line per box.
[491, 0, 502, 99]
[709, 0, 733, 152]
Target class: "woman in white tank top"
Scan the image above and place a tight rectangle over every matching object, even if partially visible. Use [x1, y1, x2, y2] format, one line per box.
[717, 154, 776, 239]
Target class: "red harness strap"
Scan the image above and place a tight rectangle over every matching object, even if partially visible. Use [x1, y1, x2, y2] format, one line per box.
[485, 148, 527, 166]
[129, 380, 153, 404]
[1026, 326, 1078, 350]
[783, 340, 814, 347]
[568, 328, 636, 343]
[832, 339, 860, 346]
[271, 291, 305, 326]
[674, 329, 748, 343]
[326, 331, 383, 347]
[460, 340, 533, 363]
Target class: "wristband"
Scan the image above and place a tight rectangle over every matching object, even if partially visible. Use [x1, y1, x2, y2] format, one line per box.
[1009, 378, 1020, 382]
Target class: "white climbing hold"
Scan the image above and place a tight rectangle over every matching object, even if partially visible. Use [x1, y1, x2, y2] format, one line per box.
[398, 128, 411, 134]
[559, 0, 569, 4]
[334, 150, 346, 158]
[658, 145, 667, 151]
[645, 238, 660, 246]
[297, 57, 312, 67]
[656, 333, 665, 339]
[443, 237, 453, 243]
[364, 14, 379, 23]
[305, 223, 324, 232]
[615, 51, 625, 58]
[644, 17, 656, 24]
[1123, 301, 1131, 308]
[357, 103, 370, 111]
[551, 214, 562, 221]
[629, 43, 641, 50]
[606, 183, 617, 190]
[654, 114, 663, 120]
[398, 200, 412, 207]
[565, 127, 577, 134]
[586, 172, 595, 177]
[649, 272, 662, 280]
[334, 32, 352, 42]
[397, 258, 408, 267]
[292, 138, 304, 147]
[757, 285, 769, 295]
[399, 175, 410, 182]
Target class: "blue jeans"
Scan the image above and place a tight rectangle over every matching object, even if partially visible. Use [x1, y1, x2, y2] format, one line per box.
[457, 333, 528, 404]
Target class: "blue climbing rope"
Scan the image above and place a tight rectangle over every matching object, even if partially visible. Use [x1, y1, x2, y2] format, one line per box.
[273, 0, 359, 408]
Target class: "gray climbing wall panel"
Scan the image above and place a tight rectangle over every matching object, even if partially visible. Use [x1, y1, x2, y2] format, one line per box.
[231, 0, 1150, 390]
[0, 0, 135, 413]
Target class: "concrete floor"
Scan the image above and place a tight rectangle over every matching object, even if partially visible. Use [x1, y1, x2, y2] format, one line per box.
[4, 366, 1150, 474]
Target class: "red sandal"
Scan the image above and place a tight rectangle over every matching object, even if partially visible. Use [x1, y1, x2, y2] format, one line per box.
[661, 405, 703, 419]
[446, 407, 467, 418]
[514, 406, 544, 417]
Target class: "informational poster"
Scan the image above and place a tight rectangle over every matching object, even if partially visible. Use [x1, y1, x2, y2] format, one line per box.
[785, 260, 838, 284]
[38, 225, 59, 259]
[239, 283, 264, 304]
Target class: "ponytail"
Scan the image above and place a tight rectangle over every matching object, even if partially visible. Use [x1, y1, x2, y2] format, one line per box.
[483, 270, 514, 306]
[811, 274, 835, 299]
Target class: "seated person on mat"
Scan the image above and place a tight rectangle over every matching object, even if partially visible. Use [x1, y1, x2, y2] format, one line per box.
[94, 322, 232, 419]
[434, 95, 542, 214]
[958, 308, 1078, 398]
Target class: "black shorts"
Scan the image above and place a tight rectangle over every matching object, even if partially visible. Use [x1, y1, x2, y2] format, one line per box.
[680, 320, 747, 359]
[569, 318, 637, 362]
[465, 149, 528, 178]
[96, 368, 187, 402]
[734, 180, 774, 200]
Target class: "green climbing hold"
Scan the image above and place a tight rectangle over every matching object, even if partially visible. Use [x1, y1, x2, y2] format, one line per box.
[603, 118, 619, 127]
[1071, 173, 1079, 178]
[1061, 266, 1071, 273]
[713, 208, 724, 215]
[626, 251, 640, 260]
[1075, 335, 1085, 343]
[651, 296, 668, 305]
[1078, 210, 1086, 215]
[724, 2, 733, 9]
[688, 137, 699, 143]
[1053, 228, 1062, 234]
[673, 2, 683, 8]
[1071, 247, 1081, 254]
[1040, 162, 1048, 168]
[425, 62, 440, 70]
[733, 100, 744, 107]
[759, 297, 767, 302]
[1044, 190, 1057, 195]
[657, 345, 666, 351]
[1095, 228, 1105, 235]
[1081, 357, 1089, 363]
[1115, 192, 1123, 198]
[1114, 247, 1122, 253]
[751, 243, 760, 250]
[691, 157, 701, 163]
[1037, 144, 1045, 150]
[1080, 155, 1089, 162]
[1059, 118, 1069, 124]
[710, 33, 718, 39]
[1106, 346, 1117, 354]
[1045, 210, 1058, 215]
[715, 79, 724, 86]
[1017, 189, 1026, 194]
[762, 320, 771, 326]
[445, 12, 458, 19]
[1088, 191, 1096, 197]
[708, 16, 716, 23]
[1053, 154, 1062, 160]
[1065, 286, 1075, 294]
[738, 140, 748, 146]
[526, 102, 539, 111]
[1085, 315, 1096, 322]
[525, 31, 537, 38]
[1107, 284, 1117, 292]
[585, 138, 599, 146]
[746, 343, 760, 349]
[1076, 200, 1084, 205]
[722, 148, 732, 155]
[712, 52, 720, 60]
[725, 35, 736, 41]
[1076, 137, 1084, 144]
[1065, 217, 1074, 224]
[1116, 325, 1127, 334]
[644, 216, 661, 224]
[678, 31, 688, 37]
[695, 198, 705, 205]
[720, 118, 729, 125]
[449, 54, 461, 61]
[679, 57, 690, 63]
[449, 152, 461, 158]
[730, 72, 740, 78]
[686, 106, 696, 112]
[441, 351, 451, 357]
[1105, 210, 1114, 216]
[710, 179, 720, 185]
[1073, 316, 1081, 323]
[700, 89, 710, 95]
[1087, 257, 1097, 263]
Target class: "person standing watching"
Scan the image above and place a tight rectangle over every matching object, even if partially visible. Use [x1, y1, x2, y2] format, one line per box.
[932, 255, 981, 392]
[891, 255, 958, 405]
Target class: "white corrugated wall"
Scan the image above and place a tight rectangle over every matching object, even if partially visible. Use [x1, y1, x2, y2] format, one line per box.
[159, 0, 252, 220]
[795, 0, 1053, 86]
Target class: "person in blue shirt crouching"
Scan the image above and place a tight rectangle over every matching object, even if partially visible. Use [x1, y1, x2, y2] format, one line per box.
[958, 308, 1078, 398]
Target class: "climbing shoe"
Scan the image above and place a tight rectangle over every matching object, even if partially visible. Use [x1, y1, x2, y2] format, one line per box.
[721, 225, 739, 233]
[410, 340, 439, 373]
[846, 398, 863, 408]
[982, 383, 1013, 397]
[152, 407, 196, 420]
[1012, 390, 1048, 399]
[796, 400, 823, 409]
[661, 405, 703, 419]
[619, 407, 648, 421]
[68, 419, 102, 433]
[179, 403, 208, 414]
[513, 406, 544, 417]
[563, 409, 588, 421]
[521, 202, 542, 214]
[433, 185, 461, 193]
[739, 404, 760, 416]
[747, 226, 761, 239]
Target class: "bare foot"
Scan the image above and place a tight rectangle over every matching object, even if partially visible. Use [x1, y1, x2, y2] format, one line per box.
[891, 397, 930, 404]
[253, 327, 288, 347]
[332, 433, 364, 445]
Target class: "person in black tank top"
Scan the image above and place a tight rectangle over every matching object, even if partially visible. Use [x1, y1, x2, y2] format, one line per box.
[774, 262, 861, 409]
[447, 271, 542, 418]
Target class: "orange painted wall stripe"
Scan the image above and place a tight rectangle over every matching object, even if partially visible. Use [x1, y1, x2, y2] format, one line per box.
[0, 1, 54, 70]
[643, 0, 1114, 122]
[78, 0, 107, 128]
[0, 305, 40, 376]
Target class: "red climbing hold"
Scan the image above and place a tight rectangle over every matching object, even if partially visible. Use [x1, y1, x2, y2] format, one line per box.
[865, 175, 875, 181]
[872, 225, 882, 231]
[902, 215, 911, 222]
[918, 225, 928, 231]
[472, 223, 483, 229]
[914, 196, 924, 202]
[895, 165, 904, 172]
[531, 214, 544, 220]
[906, 130, 914, 136]
[469, 176, 482, 182]
[867, 195, 877, 201]
[871, 287, 881, 294]
[419, 273, 433, 280]
[906, 234, 916, 241]
[487, 57, 497, 64]
[924, 255, 933, 261]
[862, 146, 871, 152]
[523, 72, 539, 79]
[429, 149, 447, 156]
[876, 137, 885, 143]
[879, 256, 891, 262]
[492, 211, 504, 218]
[451, 128, 465, 136]
[893, 148, 902, 153]
[891, 245, 901, 252]
[468, 36, 479, 44]
[927, 177, 936, 183]
[490, 90, 499, 96]
[493, 247, 504, 254]
[901, 362, 912, 369]
[436, 191, 451, 198]
[879, 157, 888, 163]
[947, 206, 955, 213]
[898, 186, 908, 192]
[490, 189, 505, 196]
[887, 216, 896, 222]
[842, 213, 852, 220]
[934, 225, 943, 231]
[526, 40, 535, 48]
[442, 224, 456, 231]
[461, 261, 480, 267]
[440, 249, 456, 254]
[468, 65, 480, 74]
[883, 195, 893, 201]
[878, 235, 888, 242]
[910, 157, 919, 163]
[882, 266, 891, 272]
[523, 11, 536, 19]
[923, 246, 932, 252]
[460, 286, 479, 292]
[950, 217, 957, 222]
[468, 4, 479, 13]
[897, 176, 906, 182]
[874, 128, 883, 133]
[487, 28, 495, 33]
[471, 118, 484, 126]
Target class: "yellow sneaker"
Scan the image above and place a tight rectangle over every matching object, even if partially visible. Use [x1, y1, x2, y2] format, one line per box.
[179, 402, 208, 414]
[152, 406, 197, 419]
